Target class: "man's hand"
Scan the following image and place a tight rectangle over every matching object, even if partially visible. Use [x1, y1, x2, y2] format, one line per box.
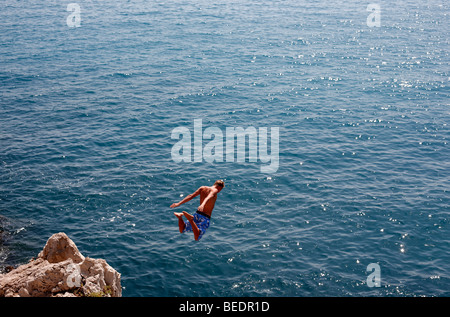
[197, 205, 204, 212]
[170, 202, 180, 208]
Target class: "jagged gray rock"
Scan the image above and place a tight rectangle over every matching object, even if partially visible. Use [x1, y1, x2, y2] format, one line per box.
[0, 232, 121, 297]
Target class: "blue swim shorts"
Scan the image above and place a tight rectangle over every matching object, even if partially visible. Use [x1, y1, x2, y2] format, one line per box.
[183, 211, 210, 240]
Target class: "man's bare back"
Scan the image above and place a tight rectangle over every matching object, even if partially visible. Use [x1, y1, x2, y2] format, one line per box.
[197, 186, 219, 216]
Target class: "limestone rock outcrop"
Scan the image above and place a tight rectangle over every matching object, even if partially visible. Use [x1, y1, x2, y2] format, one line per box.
[0, 232, 121, 297]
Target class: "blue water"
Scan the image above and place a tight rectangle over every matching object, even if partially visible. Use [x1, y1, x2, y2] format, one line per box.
[0, 0, 449, 297]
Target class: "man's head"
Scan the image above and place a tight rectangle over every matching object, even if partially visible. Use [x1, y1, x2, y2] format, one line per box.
[213, 180, 224, 192]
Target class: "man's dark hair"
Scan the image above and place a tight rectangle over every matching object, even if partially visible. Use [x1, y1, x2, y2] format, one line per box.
[214, 180, 225, 188]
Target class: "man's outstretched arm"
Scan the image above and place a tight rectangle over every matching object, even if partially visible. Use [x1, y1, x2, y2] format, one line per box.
[170, 187, 202, 208]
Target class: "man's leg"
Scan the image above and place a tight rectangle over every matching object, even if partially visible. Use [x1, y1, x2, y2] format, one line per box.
[183, 211, 200, 241]
[174, 212, 186, 233]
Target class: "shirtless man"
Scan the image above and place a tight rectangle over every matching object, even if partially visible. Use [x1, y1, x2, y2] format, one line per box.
[171, 180, 224, 241]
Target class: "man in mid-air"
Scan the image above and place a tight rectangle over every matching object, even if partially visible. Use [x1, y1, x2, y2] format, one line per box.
[171, 180, 224, 241]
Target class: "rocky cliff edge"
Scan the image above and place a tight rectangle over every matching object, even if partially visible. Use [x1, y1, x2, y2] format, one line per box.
[0, 232, 121, 297]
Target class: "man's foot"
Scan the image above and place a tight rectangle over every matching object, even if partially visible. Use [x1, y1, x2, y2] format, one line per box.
[174, 212, 184, 220]
[182, 211, 194, 221]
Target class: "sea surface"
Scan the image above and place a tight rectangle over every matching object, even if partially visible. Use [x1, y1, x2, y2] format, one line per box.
[0, 0, 449, 296]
